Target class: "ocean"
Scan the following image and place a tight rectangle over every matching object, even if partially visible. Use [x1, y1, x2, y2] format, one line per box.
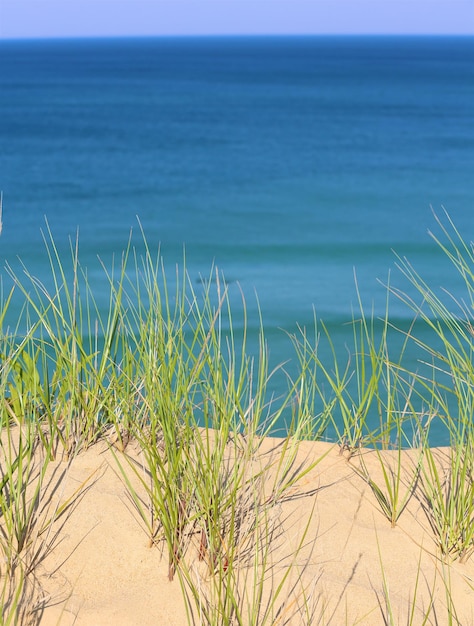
[1, 35, 473, 443]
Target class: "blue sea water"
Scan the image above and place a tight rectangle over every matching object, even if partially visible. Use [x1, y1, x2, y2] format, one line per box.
[1, 36, 474, 443]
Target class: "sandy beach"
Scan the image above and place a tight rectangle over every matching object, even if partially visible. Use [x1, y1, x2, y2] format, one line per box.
[15, 436, 471, 626]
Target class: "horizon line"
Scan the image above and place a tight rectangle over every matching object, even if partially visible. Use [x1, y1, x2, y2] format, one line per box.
[2, 32, 473, 42]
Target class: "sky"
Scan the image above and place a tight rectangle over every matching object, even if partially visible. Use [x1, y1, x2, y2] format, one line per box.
[0, 0, 473, 39]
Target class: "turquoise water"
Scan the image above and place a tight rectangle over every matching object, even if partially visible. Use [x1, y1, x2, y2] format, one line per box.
[1, 36, 474, 443]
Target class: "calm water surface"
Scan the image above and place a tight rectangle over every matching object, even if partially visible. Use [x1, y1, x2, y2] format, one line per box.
[1, 36, 473, 442]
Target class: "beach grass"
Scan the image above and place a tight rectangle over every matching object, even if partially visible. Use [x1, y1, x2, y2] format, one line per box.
[1, 211, 474, 623]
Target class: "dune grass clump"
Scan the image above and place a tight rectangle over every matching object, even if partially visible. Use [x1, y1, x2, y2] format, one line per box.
[4, 224, 127, 458]
[387, 212, 474, 560]
[0, 332, 96, 625]
[284, 211, 474, 557]
[108, 238, 324, 594]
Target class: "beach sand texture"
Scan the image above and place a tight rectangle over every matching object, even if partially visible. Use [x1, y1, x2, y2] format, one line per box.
[5, 435, 470, 626]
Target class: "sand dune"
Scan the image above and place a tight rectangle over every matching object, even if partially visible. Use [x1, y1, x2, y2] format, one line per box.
[27, 437, 474, 626]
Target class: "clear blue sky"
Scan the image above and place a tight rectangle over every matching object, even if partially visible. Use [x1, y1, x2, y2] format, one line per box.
[1, 0, 473, 39]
